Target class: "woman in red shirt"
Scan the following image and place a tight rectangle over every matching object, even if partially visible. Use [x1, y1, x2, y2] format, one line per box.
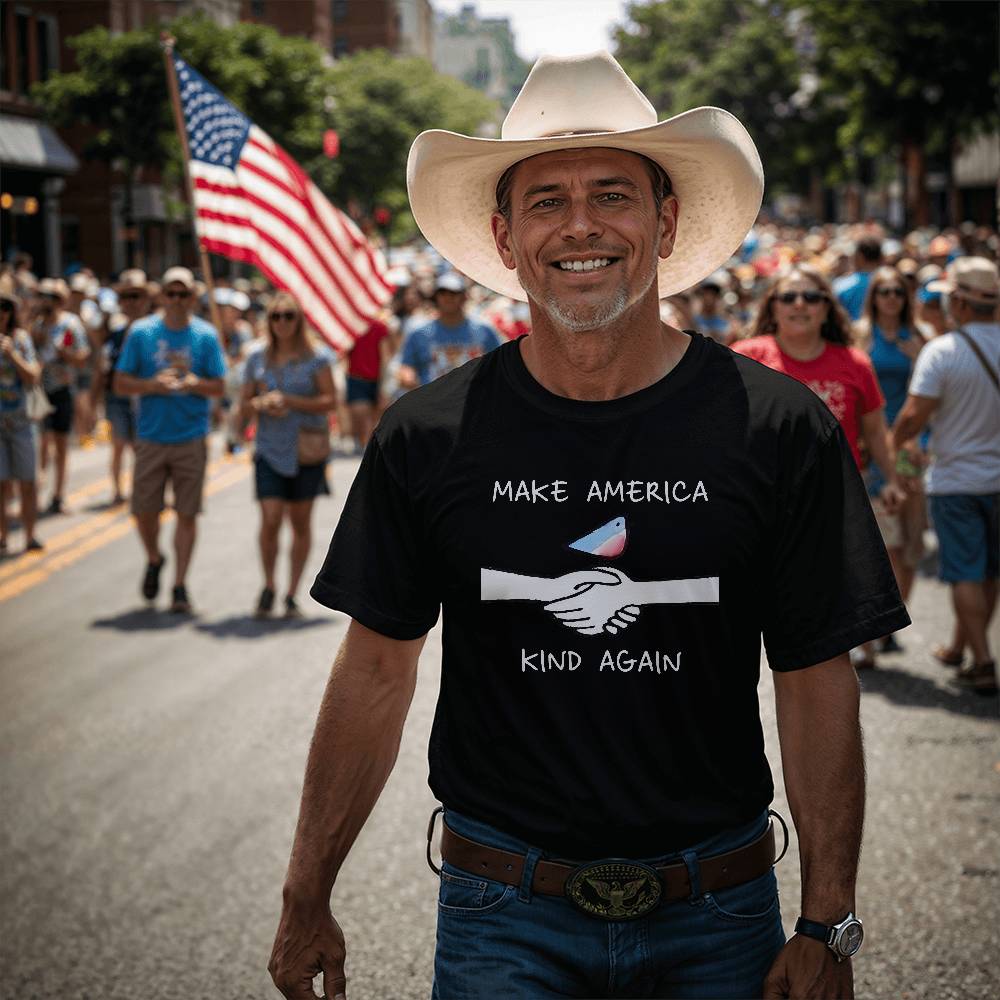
[732, 265, 906, 669]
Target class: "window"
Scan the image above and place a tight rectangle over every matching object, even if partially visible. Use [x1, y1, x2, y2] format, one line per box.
[331, 0, 348, 23]
[35, 16, 56, 82]
[15, 11, 30, 94]
[250, 0, 265, 17]
[333, 35, 350, 57]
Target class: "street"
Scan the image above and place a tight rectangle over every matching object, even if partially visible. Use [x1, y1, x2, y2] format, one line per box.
[1, 438, 998, 1000]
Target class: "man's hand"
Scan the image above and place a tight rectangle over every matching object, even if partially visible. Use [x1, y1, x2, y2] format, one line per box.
[762, 935, 853, 999]
[152, 368, 180, 393]
[879, 480, 906, 516]
[0, 334, 14, 357]
[268, 898, 347, 999]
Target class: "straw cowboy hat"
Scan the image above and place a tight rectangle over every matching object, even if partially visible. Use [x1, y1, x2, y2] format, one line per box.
[927, 257, 999, 308]
[407, 51, 763, 302]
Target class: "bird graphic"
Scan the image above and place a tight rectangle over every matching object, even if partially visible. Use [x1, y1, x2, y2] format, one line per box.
[585, 877, 649, 916]
[568, 517, 627, 558]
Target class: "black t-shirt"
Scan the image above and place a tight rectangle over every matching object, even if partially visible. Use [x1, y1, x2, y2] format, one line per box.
[312, 334, 909, 859]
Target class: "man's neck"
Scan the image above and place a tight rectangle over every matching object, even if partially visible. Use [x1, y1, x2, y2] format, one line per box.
[163, 311, 191, 332]
[520, 293, 690, 401]
[436, 312, 466, 329]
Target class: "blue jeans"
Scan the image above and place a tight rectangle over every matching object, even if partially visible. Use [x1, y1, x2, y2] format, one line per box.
[432, 809, 785, 999]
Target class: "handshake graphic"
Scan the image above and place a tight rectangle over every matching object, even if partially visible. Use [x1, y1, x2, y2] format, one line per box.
[481, 567, 720, 637]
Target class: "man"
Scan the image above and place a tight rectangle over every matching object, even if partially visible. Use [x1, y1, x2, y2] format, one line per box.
[95, 269, 154, 504]
[397, 272, 502, 388]
[31, 278, 90, 514]
[113, 266, 225, 614]
[270, 53, 908, 1000]
[892, 257, 1000, 695]
[833, 236, 882, 321]
[692, 270, 733, 344]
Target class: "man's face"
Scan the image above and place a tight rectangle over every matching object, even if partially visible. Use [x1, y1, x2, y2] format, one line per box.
[491, 147, 678, 333]
[434, 289, 465, 322]
[118, 288, 149, 321]
[162, 282, 193, 322]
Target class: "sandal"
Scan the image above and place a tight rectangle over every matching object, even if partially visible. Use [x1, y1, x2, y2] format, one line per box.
[255, 587, 275, 619]
[931, 644, 964, 668]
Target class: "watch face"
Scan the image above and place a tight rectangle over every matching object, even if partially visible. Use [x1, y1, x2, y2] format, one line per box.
[838, 921, 864, 957]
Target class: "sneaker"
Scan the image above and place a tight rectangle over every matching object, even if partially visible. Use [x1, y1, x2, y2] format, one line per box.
[169, 584, 193, 614]
[849, 647, 876, 671]
[142, 556, 165, 601]
[25, 538, 44, 553]
[284, 595, 304, 620]
[877, 634, 904, 654]
[45, 496, 64, 515]
[953, 661, 998, 696]
[255, 586, 275, 619]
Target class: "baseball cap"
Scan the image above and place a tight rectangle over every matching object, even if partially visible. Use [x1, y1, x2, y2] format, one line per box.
[435, 272, 466, 294]
[161, 266, 196, 290]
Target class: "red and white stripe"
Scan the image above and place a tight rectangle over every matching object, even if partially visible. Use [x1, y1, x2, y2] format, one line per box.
[188, 126, 391, 352]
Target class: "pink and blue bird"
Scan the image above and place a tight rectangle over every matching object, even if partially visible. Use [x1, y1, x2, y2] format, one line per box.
[568, 516, 628, 558]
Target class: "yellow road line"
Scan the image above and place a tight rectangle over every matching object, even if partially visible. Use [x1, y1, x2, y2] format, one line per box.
[0, 457, 250, 604]
[0, 453, 246, 584]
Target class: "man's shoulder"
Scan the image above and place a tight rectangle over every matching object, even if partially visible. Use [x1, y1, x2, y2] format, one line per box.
[377, 348, 501, 449]
[832, 271, 861, 293]
[189, 316, 221, 342]
[127, 315, 162, 340]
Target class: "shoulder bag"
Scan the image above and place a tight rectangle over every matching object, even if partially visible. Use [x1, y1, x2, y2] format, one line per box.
[955, 327, 1000, 396]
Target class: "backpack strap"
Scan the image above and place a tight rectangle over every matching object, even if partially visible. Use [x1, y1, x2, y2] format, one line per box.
[954, 327, 1000, 395]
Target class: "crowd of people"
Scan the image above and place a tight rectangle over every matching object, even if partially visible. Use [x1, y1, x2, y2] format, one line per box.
[0, 217, 996, 690]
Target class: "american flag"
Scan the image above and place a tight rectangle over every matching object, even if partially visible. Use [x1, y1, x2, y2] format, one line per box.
[173, 52, 392, 351]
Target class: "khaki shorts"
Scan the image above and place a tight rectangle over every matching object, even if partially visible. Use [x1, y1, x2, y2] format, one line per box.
[132, 437, 208, 517]
[872, 491, 927, 569]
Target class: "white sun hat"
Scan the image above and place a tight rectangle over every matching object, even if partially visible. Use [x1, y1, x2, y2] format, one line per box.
[407, 51, 764, 303]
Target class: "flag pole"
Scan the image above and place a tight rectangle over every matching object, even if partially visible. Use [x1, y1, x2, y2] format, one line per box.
[161, 32, 223, 335]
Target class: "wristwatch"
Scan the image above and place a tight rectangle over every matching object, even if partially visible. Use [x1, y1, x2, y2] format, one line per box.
[794, 912, 864, 961]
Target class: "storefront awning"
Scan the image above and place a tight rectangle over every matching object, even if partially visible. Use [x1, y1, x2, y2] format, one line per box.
[0, 114, 78, 174]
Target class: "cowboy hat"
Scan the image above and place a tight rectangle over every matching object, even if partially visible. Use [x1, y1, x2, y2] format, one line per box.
[37, 277, 70, 301]
[113, 268, 153, 295]
[927, 257, 999, 307]
[407, 51, 763, 302]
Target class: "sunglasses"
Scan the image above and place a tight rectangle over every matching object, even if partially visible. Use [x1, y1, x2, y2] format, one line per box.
[269, 311, 298, 322]
[775, 290, 826, 305]
[119, 291, 146, 301]
[165, 289, 191, 300]
[875, 287, 906, 298]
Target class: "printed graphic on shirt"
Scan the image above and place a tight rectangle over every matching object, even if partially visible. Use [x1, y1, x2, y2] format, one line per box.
[568, 516, 628, 557]
[480, 566, 719, 637]
[806, 379, 847, 423]
[155, 340, 193, 374]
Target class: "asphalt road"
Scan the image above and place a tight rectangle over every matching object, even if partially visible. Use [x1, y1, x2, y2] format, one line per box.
[1, 436, 997, 1000]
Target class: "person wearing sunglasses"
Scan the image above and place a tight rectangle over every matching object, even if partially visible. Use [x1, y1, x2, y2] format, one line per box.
[113, 266, 226, 614]
[30, 277, 91, 516]
[854, 267, 928, 655]
[0, 275, 43, 553]
[93, 269, 155, 505]
[240, 291, 336, 619]
[733, 267, 906, 665]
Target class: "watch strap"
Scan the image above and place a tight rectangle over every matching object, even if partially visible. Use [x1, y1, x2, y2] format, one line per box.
[795, 916, 833, 944]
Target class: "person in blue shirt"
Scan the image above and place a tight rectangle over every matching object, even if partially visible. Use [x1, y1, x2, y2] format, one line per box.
[856, 265, 928, 658]
[114, 267, 226, 614]
[398, 272, 502, 388]
[833, 235, 882, 321]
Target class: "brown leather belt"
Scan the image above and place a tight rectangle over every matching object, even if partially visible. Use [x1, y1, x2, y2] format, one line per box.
[439, 817, 777, 913]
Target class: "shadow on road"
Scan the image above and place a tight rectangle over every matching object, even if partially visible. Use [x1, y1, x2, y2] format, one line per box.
[859, 661, 999, 720]
[192, 614, 329, 639]
[91, 607, 193, 632]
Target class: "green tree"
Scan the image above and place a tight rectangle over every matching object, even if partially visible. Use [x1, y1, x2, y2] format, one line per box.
[790, 0, 1000, 225]
[322, 48, 495, 236]
[613, 0, 836, 197]
[32, 15, 494, 253]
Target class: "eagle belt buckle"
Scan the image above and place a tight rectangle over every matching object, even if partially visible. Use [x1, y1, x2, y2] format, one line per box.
[565, 859, 662, 920]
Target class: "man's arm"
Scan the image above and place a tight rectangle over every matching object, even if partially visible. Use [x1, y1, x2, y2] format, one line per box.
[892, 393, 938, 450]
[763, 653, 862, 1000]
[269, 620, 426, 1000]
[176, 373, 225, 398]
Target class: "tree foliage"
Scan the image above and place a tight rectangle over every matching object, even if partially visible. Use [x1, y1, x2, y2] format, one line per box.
[32, 14, 494, 233]
[614, 0, 999, 195]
